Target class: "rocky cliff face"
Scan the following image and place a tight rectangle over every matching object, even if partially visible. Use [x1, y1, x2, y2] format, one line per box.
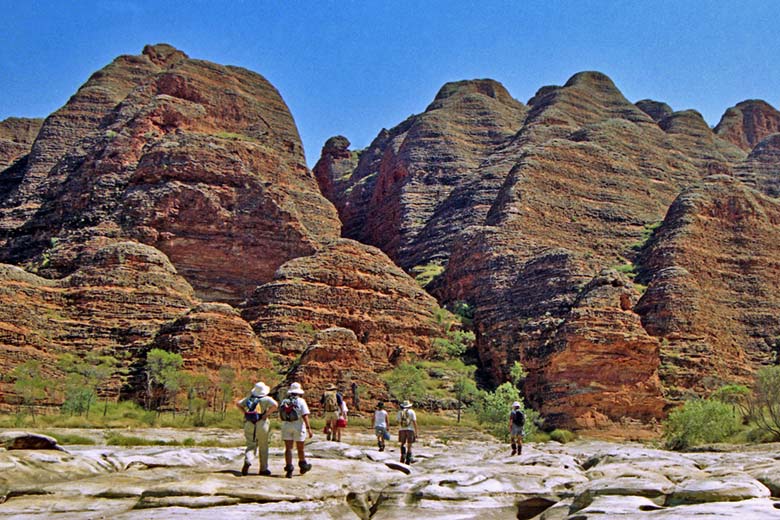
[0, 117, 43, 170]
[636, 176, 780, 398]
[714, 100, 780, 151]
[317, 71, 780, 428]
[0, 44, 341, 304]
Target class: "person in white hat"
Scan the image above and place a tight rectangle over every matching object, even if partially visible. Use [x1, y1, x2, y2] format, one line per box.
[509, 401, 525, 456]
[278, 382, 313, 478]
[397, 400, 418, 464]
[236, 381, 277, 475]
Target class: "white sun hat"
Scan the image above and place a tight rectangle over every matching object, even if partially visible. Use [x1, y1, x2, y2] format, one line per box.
[287, 382, 304, 395]
[251, 382, 270, 397]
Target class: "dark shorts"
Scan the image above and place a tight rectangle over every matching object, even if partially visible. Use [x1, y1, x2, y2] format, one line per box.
[398, 429, 416, 444]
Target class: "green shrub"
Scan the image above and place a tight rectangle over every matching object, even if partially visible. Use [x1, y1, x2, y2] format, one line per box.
[411, 262, 445, 288]
[472, 382, 539, 441]
[549, 429, 577, 444]
[751, 365, 780, 440]
[663, 399, 741, 450]
[45, 432, 96, 445]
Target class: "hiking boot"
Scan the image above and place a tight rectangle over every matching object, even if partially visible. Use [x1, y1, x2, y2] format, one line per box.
[326, 432, 332, 441]
[405, 452, 413, 465]
[511, 443, 517, 456]
[259, 469, 272, 476]
[299, 461, 312, 474]
[400, 446, 407, 463]
[516, 445, 522, 455]
[284, 464, 294, 478]
[241, 461, 250, 476]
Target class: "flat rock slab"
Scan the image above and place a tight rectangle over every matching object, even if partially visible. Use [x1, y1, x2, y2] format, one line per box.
[667, 473, 771, 506]
[0, 431, 62, 451]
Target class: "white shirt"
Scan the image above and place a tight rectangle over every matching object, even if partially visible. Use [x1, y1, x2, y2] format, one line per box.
[374, 409, 388, 428]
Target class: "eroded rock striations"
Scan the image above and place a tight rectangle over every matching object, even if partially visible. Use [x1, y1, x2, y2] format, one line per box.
[0, 117, 43, 170]
[714, 99, 780, 151]
[317, 70, 780, 428]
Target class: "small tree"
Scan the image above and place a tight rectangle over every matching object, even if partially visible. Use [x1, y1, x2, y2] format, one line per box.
[217, 366, 235, 416]
[663, 399, 741, 450]
[453, 376, 478, 423]
[752, 366, 780, 440]
[710, 384, 753, 422]
[10, 360, 47, 423]
[383, 363, 427, 403]
[144, 349, 184, 415]
[510, 361, 527, 389]
[472, 382, 537, 440]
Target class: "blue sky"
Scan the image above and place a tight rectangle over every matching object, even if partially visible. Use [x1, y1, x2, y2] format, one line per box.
[2, 1, 779, 165]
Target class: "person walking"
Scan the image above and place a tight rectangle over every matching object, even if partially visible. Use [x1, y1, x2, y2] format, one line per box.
[397, 400, 417, 464]
[236, 381, 277, 476]
[509, 401, 525, 456]
[320, 383, 342, 441]
[372, 401, 390, 451]
[279, 382, 313, 478]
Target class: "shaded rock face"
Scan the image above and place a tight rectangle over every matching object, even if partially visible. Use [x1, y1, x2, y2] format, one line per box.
[283, 327, 390, 406]
[736, 133, 780, 197]
[243, 239, 444, 374]
[318, 70, 769, 428]
[636, 176, 780, 397]
[319, 78, 527, 268]
[0, 43, 340, 304]
[0, 117, 43, 170]
[715, 100, 780, 151]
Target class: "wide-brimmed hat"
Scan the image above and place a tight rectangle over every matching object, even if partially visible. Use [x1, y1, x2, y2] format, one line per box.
[512, 401, 521, 408]
[325, 383, 338, 391]
[400, 400, 412, 409]
[288, 382, 304, 395]
[251, 382, 270, 397]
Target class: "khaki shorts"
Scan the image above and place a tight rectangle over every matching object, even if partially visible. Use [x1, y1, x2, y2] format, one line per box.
[398, 429, 416, 443]
[323, 411, 339, 422]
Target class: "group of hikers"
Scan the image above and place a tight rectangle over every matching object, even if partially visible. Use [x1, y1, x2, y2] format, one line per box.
[237, 381, 523, 477]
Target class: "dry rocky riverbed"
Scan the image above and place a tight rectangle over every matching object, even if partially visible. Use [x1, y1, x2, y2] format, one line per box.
[1, 427, 780, 519]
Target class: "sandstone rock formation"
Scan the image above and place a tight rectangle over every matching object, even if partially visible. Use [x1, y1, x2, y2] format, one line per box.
[635, 176, 780, 397]
[0, 43, 340, 304]
[0, 242, 196, 407]
[0, 117, 42, 170]
[714, 100, 780, 151]
[243, 239, 446, 401]
[317, 70, 778, 428]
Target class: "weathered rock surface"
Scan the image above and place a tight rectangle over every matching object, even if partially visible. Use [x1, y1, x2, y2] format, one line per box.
[0, 43, 341, 304]
[316, 70, 780, 428]
[715, 99, 780, 151]
[244, 239, 447, 398]
[0, 117, 43, 170]
[2, 431, 779, 519]
[636, 176, 780, 396]
[0, 242, 197, 405]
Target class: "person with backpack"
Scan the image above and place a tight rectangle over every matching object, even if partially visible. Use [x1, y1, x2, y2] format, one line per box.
[397, 400, 417, 464]
[509, 401, 525, 456]
[320, 383, 343, 441]
[279, 382, 313, 478]
[372, 401, 390, 452]
[235, 381, 277, 476]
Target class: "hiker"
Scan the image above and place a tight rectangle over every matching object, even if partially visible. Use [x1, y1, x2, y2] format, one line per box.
[351, 381, 360, 411]
[236, 381, 277, 476]
[279, 382, 313, 478]
[320, 383, 343, 441]
[397, 400, 418, 464]
[372, 401, 390, 451]
[509, 401, 525, 455]
[333, 390, 348, 442]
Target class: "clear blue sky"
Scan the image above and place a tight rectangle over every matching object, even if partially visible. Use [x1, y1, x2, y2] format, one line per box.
[2, 1, 779, 165]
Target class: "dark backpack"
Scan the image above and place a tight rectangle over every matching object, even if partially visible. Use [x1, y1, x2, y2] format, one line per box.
[279, 397, 300, 422]
[244, 395, 263, 423]
[512, 409, 525, 427]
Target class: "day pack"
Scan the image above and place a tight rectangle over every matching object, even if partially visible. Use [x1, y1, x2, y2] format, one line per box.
[512, 409, 525, 427]
[279, 397, 300, 422]
[244, 395, 263, 423]
[400, 409, 412, 428]
[323, 391, 338, 412]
